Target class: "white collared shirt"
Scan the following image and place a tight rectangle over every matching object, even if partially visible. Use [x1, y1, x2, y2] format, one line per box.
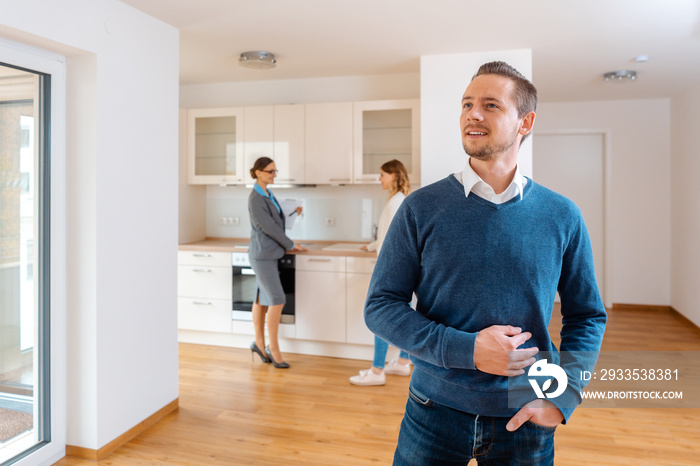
[454, 158, 527, 204]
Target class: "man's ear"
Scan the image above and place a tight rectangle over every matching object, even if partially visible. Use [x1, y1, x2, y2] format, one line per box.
[519, 111, 536, 137]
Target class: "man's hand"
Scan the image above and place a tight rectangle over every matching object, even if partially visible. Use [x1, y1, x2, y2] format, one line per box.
[506, 399, 564, 431]
[473, 325, 538, 376]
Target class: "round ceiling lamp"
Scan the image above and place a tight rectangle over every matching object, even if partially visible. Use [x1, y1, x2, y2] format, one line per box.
[603, 70, 637, 82]
[239, 51, 277, 69]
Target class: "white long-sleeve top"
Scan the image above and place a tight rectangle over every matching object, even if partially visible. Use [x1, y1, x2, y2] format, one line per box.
[365, 192, 406, 255]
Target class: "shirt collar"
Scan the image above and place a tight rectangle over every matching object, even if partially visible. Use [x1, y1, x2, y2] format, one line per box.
[254, 183, 281, 213]
[253, 183, 270, 198]
[460, 158, 526, 201]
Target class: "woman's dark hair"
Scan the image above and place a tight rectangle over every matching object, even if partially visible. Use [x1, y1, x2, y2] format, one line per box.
[250, 157, 274, 179]
[381, 159, 411, 196]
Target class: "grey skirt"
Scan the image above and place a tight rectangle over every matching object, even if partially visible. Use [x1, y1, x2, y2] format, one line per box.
[249, 258, 286, 306]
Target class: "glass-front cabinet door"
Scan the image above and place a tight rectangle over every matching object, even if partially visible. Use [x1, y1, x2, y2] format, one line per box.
[187, 107, 245, 184]
[353, 99, 420, 185]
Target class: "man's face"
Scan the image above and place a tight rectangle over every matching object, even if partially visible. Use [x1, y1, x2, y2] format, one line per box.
[460, 74, 525, 161]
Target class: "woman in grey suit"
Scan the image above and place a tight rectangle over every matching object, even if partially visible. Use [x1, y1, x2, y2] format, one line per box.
[248, 157, 306, 368]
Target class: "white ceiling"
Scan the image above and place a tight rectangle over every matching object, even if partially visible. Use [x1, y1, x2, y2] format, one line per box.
[119, 0, 700, 103]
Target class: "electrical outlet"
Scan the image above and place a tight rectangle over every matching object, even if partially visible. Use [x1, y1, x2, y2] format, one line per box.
[220, 217, 238, 226]
[325, 217, 335, 227]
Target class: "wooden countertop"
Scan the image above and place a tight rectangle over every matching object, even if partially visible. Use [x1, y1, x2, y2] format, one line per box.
[178, 237, 376, 258]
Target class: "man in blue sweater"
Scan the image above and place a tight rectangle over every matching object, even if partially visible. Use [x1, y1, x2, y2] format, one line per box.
[364, 61, 607, 465]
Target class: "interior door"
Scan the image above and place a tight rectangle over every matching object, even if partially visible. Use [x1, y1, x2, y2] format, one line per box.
[533, 133, 605, 302]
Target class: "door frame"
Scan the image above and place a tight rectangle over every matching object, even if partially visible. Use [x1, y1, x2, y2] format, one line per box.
[0, 36, 67, 466]
[534, 129, 612, 308]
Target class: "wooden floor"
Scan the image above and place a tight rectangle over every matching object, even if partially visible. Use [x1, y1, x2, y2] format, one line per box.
[54, 306, 700, 465]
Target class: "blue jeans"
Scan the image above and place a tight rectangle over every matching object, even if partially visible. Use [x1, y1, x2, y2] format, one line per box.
[373, 335, 409, 369]
[394, 385, 556, 465]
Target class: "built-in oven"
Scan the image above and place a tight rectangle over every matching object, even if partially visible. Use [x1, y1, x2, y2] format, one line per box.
[231, 252, 295, 324]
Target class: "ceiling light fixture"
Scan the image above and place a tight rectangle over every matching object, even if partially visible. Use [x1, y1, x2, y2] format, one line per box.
[239, 51, 276, 69]
[603, 70, 637, 82]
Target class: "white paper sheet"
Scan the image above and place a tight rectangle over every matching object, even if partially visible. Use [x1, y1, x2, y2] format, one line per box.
[279, 199, 303, 229]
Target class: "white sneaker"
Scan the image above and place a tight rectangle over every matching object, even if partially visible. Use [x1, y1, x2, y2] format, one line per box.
[384, 359, 411, 376]
[349, 369, 386, 386]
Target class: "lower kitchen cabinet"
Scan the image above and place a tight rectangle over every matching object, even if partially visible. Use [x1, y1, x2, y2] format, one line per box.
[178, 250, 233, 333]
[178, 298, 232, 332]
[176, 249, 378, 350]
[346, 257, 377, 345]
[295, 255, 347, 343]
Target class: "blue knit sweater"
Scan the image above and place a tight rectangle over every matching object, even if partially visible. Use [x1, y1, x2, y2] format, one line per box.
[364, 174, 607, 421]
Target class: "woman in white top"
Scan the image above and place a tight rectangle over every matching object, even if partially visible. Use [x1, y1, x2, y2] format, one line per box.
[350, 159, 412, 386]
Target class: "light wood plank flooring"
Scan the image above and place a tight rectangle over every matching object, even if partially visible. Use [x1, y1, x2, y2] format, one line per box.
[54, 306, 700, 465]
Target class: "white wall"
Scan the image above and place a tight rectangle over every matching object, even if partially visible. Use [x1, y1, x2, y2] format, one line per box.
[419, 50, 533, 186]
[536, 100, 672, 307]
[670, 85, 700, 327]
[1, 0, 180, 456]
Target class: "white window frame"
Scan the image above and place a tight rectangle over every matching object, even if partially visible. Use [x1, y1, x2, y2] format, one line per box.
[0, 36, 66, 466]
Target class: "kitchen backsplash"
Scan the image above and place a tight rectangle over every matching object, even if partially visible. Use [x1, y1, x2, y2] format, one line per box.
[206, 184, 389, 242]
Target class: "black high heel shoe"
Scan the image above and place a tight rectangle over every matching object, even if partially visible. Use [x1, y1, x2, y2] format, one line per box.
[265, 346, 290, 369]
[250, 342, 271, 363]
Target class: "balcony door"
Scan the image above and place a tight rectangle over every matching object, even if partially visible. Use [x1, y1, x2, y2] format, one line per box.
[0, 60, 51, 465]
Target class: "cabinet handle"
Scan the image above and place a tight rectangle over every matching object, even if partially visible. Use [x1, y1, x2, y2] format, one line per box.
[192, 269, 213, 273]
[328, 178, 351, 182]
[276, 178, 295, 182]
[192, 253, 212, 258]
[192, 301, 212, 305]
[308, 258, 331, 262]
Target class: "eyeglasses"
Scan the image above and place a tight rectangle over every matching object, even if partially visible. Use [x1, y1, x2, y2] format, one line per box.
[260, 169, 278, 175]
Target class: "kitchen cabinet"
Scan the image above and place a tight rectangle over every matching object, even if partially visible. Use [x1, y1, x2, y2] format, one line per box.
[352, 99, 420, 184]
[187, 107, 245, 185]
[186, 99, 420, 185]
[274, 104, 305, 184]
[305, 102, 354, 185]
[243, 105, 274, 185]
[345, 257, 376, 345]
[177, 251, 233, 333]
[243, 104, 306, 185]
[295, 255, 347, 342]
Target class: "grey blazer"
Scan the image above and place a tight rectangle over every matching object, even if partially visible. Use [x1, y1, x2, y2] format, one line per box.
[248, 188, 294, 260]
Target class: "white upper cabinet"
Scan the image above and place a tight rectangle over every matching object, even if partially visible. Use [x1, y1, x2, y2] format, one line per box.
[274, 104, 305, 184]
[242, 105, 274, 185]
[305, 102, 354, 185]
[353, 99, 420, 184]
[187, 99, 419, 185]
[243, 105, 305, 185]
[187, 107, 245, 185]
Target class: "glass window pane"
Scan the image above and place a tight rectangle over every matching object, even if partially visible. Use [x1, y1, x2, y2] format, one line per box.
[194, 116, 239, 176]
[362, 109, 413, 175]
[0, 62, 48, 464]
